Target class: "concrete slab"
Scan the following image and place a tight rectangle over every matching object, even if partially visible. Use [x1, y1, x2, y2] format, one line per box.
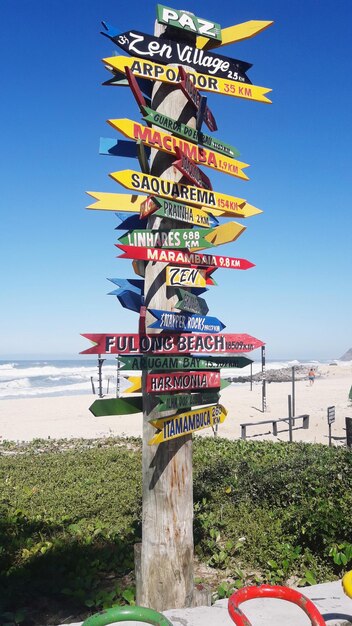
[58, 581, 352, 626]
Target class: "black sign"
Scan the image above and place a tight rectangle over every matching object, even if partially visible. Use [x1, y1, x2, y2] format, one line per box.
[327, 405, 335, 425]
[101, 25, 251, 83]
[346, 417, 352, 449]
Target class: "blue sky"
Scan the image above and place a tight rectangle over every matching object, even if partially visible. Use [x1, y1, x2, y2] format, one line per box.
[1, 0, 351, 360]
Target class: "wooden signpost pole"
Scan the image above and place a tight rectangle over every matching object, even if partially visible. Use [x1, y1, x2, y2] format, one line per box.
[137, 19, 199, 610]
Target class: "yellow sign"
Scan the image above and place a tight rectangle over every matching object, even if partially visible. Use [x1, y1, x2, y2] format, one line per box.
[109, 170, 262, 218]
[103, 56, 272, 105]
[197, 20, 273, 49]
[148, 404, 227, 445]
[108, 118, 249, 181]
[193, 221, 246, 251]
[166, 265, 216, 288]
[123, 376, 142, 394]
[86, 191, 144, 212]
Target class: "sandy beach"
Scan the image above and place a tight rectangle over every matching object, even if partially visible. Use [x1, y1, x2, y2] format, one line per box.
[0, 363, 351, 445]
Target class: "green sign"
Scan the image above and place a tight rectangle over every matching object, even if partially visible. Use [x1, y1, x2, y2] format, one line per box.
[156, 4, 222, 41]
[118, 227, 220, 250]
[142, 106, 239, 159]
[153, 198, 217, 228]
[156, 390, 220, 412]
[89, 396, 142, 417]
[119, 355, 249, 371]
[176, 288, 209, 315]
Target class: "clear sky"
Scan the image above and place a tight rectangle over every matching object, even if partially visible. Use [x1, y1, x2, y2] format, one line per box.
[1, 0, 351, 361]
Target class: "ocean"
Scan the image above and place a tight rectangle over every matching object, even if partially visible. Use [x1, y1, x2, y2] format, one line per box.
[0, 358, 337, 400]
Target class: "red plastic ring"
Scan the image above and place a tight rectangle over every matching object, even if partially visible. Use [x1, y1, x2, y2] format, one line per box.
[228, 585, 326, 626]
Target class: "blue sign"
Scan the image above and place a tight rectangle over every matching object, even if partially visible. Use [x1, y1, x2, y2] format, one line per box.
[148, 309, 225, 333]
[107, 278, 144, 294]
[114, 212, 147, 230]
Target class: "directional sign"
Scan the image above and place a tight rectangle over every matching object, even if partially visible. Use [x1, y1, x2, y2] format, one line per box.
[115, 289, 142, 313]
[173, 148, 212, 189]
[176, 289, 208, 315]
[102, 28, 251, 84]
[118, 222, 245, 252]
[107, 278, 143, 294]
[156, 4, 222, 41]
[149, 309, 225, 334]
[156, 390, 220, 412]
[119, 355, 223, 371]
[103, 57, 272, 105]
[102, 69, 153, 100]
[142, 107, 240, 159]
[148, 404, 227, 445]
[86, 191, 145, 213]
[99, 137, 145, 158]
[146, 370, 221, 393]
[123, 375, 142, 394]
[114, 212, 147, 230]
[107, 118, 249, 180]
[109, 170, 262, 218]
[89, 396, 143, 416]
[196, 20, 273, 50]
[166, 266, 217, 288]
[88, 192, 219, 225]
[152, 197, 218, 229]
[117, 245, 255, 271]
[81, 333, 265, 355]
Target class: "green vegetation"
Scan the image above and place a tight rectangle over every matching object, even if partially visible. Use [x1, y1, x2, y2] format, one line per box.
[0, 437, 351, 625]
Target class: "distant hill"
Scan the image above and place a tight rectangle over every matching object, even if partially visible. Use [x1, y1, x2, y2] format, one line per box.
[339, 347, 352, 361]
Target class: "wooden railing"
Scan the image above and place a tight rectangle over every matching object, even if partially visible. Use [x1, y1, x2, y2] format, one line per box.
[240, 414, 309, 440]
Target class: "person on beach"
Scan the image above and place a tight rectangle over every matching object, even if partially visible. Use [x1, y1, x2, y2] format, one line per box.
[308, 368, 315, 385]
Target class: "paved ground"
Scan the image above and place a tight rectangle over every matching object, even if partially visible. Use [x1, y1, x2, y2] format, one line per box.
[60, 580, 352, 626]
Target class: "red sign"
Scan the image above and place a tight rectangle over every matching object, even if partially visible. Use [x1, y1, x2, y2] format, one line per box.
[173, 147, 212, 189]
[125, 66, 147, 109]
[139, 195, 160, 218]
[117, 245, 254, 271]
[146, 370, 220, 393]
[178, 66, 217, 132]
[80, 333, 265, 355]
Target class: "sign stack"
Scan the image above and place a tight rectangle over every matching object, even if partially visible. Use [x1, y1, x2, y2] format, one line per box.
[82, 4, 272, 609]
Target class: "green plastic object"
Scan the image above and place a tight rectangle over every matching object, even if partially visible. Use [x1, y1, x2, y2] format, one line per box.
[81, 605, 173, 626]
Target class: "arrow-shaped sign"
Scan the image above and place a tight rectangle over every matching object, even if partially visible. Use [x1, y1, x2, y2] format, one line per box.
[99, 137, 148, 158]
[107, 278, 144, 293]
[89, 396, 143, 416]
[148, 309, 225, 333]
[109, 170, 261, 218]
[143, 197, 218, 229]
[102, 27, 251, 83]
[155, 390, 220, 412]
[123, 375, 142, 394]
[148, 404, 227, 445]
[117, 245, 255, 271]
[114, 212, 147, 230]
[87, 192, 220, 225]
[86, 191, 145, 213]
[196, 20, 273, 50]
[142, 106, 240, 159]
[119, 355, 242, 373]
[146, 370, 221, 393]
[81, 333, 265, 355]
[103, 56, 272, 105]
[107, 119, 249, 181]
[114, 289, 142, 313]
[102, 68, 153, 99]
[166, 266, 217, 288]
[117, 222, 245, 252]
[178, 66, 219, 131]
[175, 289, 208, 315]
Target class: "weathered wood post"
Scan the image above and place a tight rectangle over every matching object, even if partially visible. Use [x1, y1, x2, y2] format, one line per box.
[136, 18, 198, 610]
